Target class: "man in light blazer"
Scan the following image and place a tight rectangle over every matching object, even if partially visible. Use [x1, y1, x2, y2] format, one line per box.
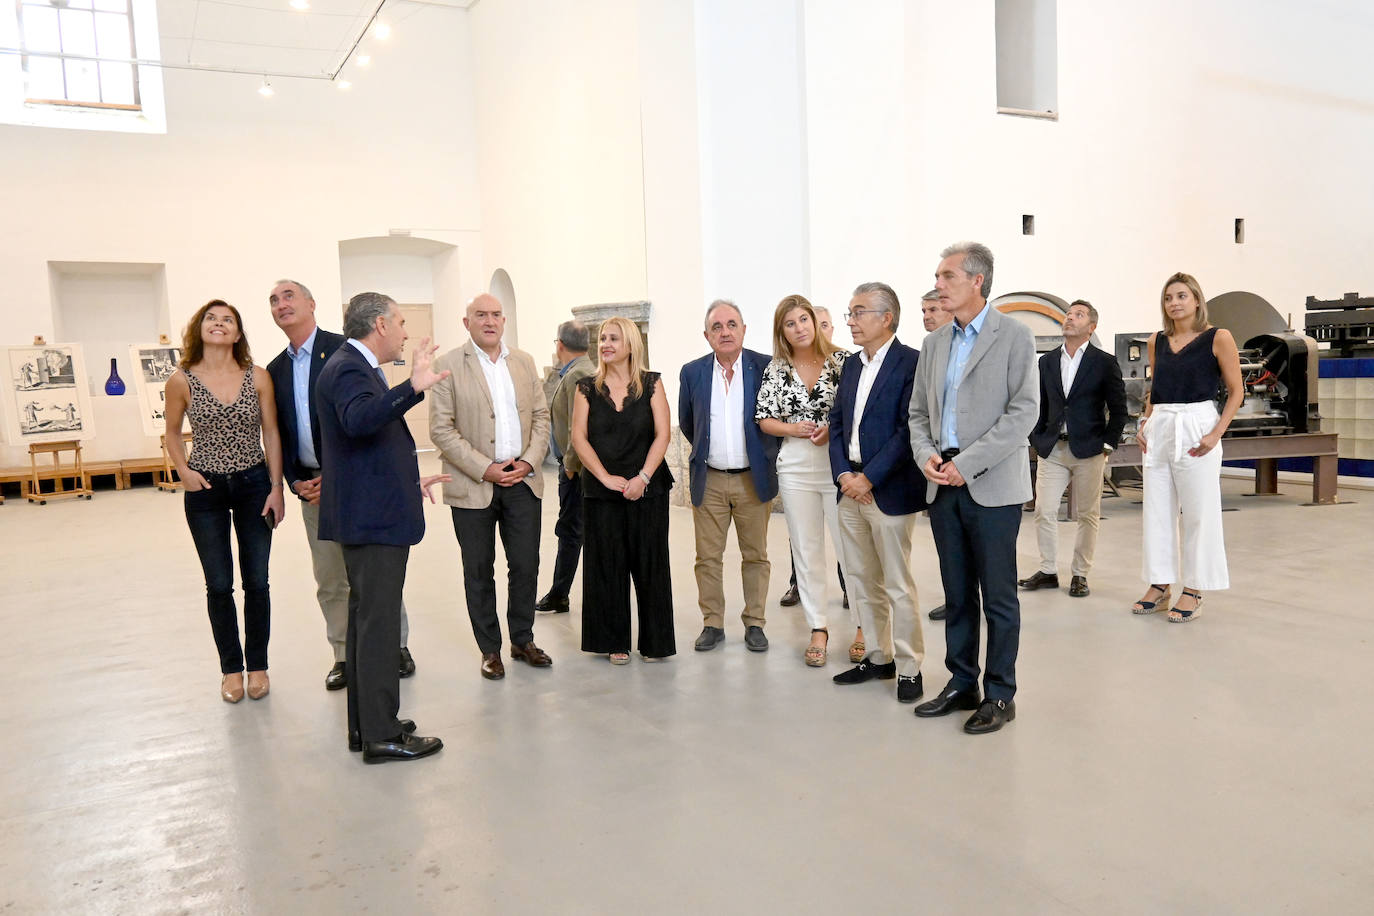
[267, 279, 415, 689]
[679, 299, 781, 652]
[429, 294, 552, 681]
[1020, 299, 1127, 598]
[317, 292, 449, 763]
[909, 242, 1038, 735]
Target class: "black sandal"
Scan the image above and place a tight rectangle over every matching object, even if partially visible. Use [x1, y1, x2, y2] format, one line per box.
[1131, 584, 1171, 615]
[1168, 590, 1204, 623]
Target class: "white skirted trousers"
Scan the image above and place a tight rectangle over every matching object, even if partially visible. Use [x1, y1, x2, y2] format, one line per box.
[1140, 401, 1230, 590]
[776, 436, 854, 631]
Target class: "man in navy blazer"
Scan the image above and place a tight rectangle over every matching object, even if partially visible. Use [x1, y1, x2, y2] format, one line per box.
[828, 282, 927, 704]
[679, 299, 780, 652]
[317, 292, 449, 764]
[1019, 299, 1127, 598]
[268, 279, 413, 690]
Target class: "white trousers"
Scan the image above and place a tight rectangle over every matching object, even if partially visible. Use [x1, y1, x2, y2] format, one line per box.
[1140, 402, 1230, 590]
[777, 436, 853, 631]
[837, 497, 923, 677]
[1034, 441, 1107, 577]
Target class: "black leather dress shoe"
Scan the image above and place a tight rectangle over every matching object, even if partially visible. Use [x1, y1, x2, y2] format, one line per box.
[362, 732, 443, 763]
[897, 673, 924, 703]
[350, 718, 416, 752]
[928, 604, 948, 621]
[324, 662, 347, 691]
[535, 592, 570, 613]
[1018, 570, 1060, 590]
[832, 659, 897, 684]
[744, 626, 769, 652]
[779, 584, 800, 607]
[398, 647, 416, 678]
[694, 626, 725, 651]
[914, 682, 982, 717]
[1069, 576, 1090, 598]
[964, 698, 1016, 734]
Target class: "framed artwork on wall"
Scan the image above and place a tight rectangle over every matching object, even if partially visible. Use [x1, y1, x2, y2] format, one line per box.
[130, 344, 182, 436]
[1, 344, 96, 445]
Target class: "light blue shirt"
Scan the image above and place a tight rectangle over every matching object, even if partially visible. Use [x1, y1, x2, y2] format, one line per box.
[288, 327, 319, 469]
[347, 338, 389, 386]
[941, 302, 992, 450]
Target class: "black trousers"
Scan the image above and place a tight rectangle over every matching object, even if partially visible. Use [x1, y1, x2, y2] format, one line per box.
[342, 543, 408, 742]
[927, 485, 1022, 701]
[451, 482, 542, 654]
[581, 493, 676, 657]
[546, 461, 584, 600]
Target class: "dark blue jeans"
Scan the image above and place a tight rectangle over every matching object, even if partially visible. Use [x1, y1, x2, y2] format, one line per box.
[184, 463, 273, 674]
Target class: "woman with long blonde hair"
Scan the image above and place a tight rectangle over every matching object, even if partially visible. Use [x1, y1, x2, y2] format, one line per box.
[755, 294, 860, 666]
[570, 317, 676, 663]
[1132, 273, 1243, 622]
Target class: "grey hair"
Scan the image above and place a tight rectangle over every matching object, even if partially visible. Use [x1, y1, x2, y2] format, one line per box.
[1068, 298, 1099, 325]
[940, 241, 995, 299]
[275, 279, 314, 301]
[557, 319, 589, 352]
[851, 281, 901, 332]
[921, 288, 940, 301]
[704, 298, 744, 329]
[343, 292, 396, 340]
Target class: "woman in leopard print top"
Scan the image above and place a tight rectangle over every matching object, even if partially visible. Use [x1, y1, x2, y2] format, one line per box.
[164, 300, 285, 704]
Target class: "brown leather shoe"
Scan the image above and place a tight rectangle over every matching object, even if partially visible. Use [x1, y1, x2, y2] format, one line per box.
[480, 651, 506, 680]
[510, 642, 552, 668]
[1069, 575, 1090, 598]
[246, 670, 270, 700]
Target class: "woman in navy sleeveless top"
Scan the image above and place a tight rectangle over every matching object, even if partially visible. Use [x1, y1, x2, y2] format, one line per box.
[1131, 274, 1243, 623]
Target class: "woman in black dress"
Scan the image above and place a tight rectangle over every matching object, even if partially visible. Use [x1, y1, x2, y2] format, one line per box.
[570, 316, 675, 663]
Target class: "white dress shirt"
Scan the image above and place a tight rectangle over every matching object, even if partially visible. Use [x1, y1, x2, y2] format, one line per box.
[1061, 341, 1089, 397]
[474, 340, 523, 460]
[706, 354, 748, 470]
[848, 336, 895, 463]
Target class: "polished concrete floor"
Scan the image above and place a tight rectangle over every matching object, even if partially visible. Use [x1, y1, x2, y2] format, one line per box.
[1, 469, 1372, 914]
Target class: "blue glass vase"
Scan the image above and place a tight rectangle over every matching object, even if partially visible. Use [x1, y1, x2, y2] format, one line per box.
[104, 357, 126, 395]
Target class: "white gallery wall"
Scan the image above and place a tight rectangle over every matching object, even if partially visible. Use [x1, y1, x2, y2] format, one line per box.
[0, 4, 483, 464]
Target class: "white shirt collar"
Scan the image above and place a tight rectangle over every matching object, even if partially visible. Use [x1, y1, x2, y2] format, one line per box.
[473, 339, 510, 363]
[347, 337, 382, 369]
[859, 335, 895, 367]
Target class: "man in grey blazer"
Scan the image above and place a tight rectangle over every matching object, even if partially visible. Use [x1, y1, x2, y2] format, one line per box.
[909, 242, 1038, 734]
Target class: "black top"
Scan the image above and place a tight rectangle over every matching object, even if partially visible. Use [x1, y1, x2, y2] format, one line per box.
[1151, 327, 1221, 404]
[578, 372, 674, 500]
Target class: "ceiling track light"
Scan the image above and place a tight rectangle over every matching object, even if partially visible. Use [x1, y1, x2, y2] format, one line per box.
[356, 54, 371, 67]
[257, 77, 274, 97]
[336, 79, 352, 90]
[289, 0, 310, 9]
[372, 22, 391, 40]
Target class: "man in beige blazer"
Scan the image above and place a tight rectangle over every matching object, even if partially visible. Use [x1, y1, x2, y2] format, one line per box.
[430, 294, 553, 680]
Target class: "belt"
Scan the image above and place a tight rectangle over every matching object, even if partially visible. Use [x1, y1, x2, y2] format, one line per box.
[1057, 433, 1070, 441]
[709, 466, 750, 474]
[940, 448, 960, 462]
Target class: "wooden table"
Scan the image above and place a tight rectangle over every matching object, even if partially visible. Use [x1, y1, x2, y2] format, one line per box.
[1107, 431, 1340, 505]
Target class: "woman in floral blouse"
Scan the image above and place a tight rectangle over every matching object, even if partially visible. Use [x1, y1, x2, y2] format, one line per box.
[756, 295, 861, 666]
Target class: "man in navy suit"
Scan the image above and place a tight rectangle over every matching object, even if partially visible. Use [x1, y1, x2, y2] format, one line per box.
[268, 279, 414, 690]
[828, 282, 927, 704]
[1018, 299, 1127, 598]
[317, 292, 449, 763]
[679, 300, 781, 652]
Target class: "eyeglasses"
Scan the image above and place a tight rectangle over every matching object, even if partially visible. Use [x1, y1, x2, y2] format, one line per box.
[844, 308, 889, 321]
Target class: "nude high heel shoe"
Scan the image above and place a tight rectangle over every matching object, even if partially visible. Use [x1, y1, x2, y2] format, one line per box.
[246, 670, 270, 700]
[221, 673, 245, 703]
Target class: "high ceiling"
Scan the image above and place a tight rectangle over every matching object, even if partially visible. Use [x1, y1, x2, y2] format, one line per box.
[153, 0, 476, 80]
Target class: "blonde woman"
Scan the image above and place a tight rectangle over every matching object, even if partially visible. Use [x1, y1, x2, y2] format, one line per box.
[164, 300, 285, 702]
[1133, 273, 1243, 622]
[570, 317, 676, 663]
[755, 295, 861, 666]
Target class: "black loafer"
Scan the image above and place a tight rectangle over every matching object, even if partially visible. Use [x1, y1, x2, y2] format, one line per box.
[1017, 570, 1060, 590]
[1069, 576, 1090, 598]
[398, 647, 416, 678]
[964, 699, 1016, 734]
[362, 731, 443, 763]
[914, 682, 982, 717]
[779, 585, 800, 607]
[350, 718, 416, 752]
[694, 626, 725, 651]
[927, 604, 948, 621]
[324, 662, 347, 691]
[744, 626, 769, 652]
[832, 659, 897, 684]
[897, 673, 924, 703]
[535, 592, 570, 613]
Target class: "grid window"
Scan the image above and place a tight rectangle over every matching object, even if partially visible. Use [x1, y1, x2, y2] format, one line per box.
[17, 0, 140, 109]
